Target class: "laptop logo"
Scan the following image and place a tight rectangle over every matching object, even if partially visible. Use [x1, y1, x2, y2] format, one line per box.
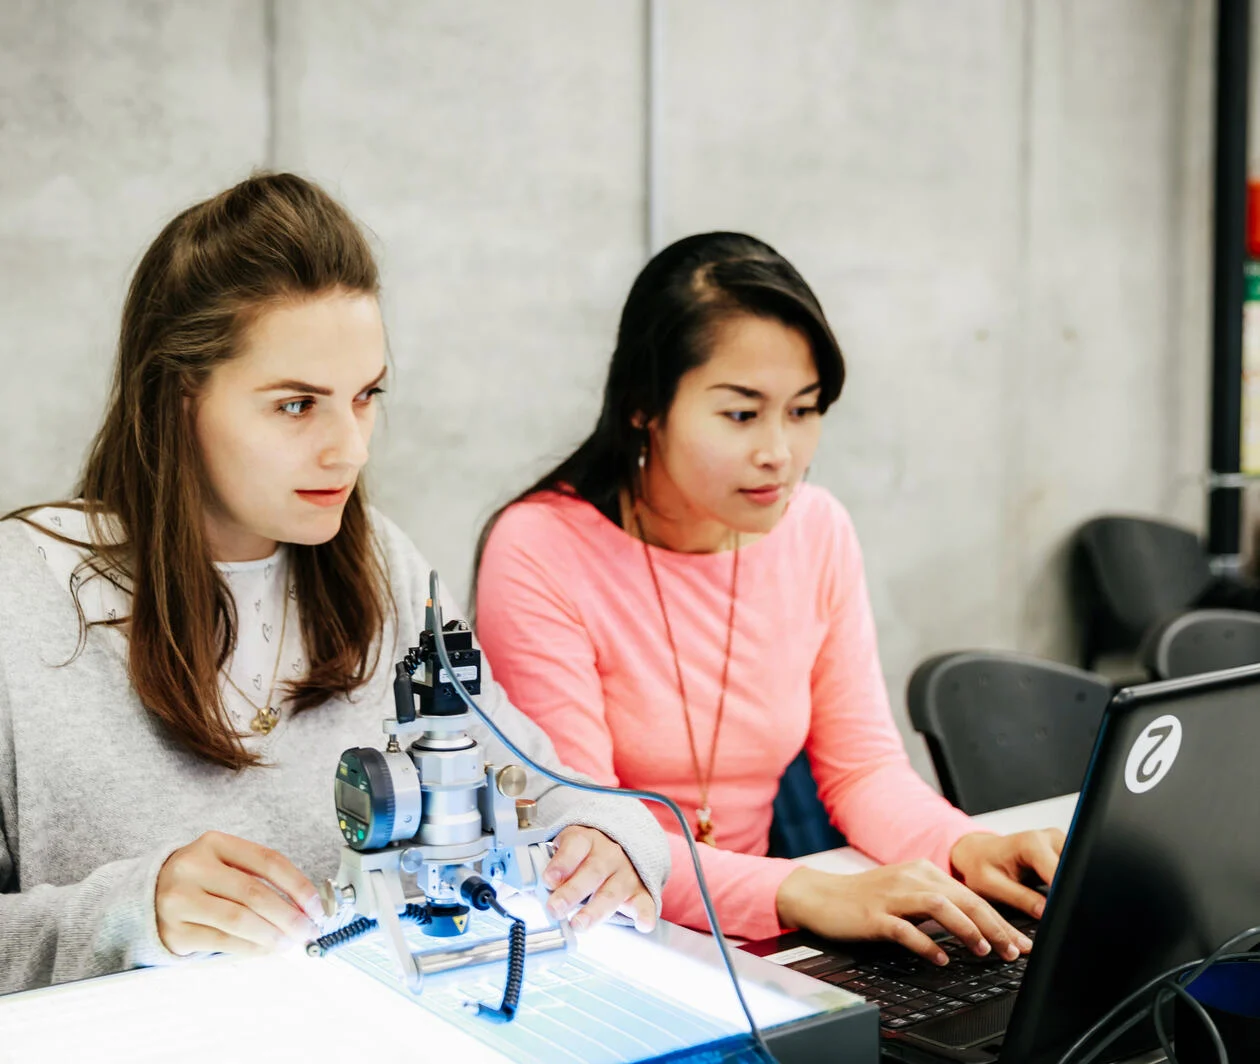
[1124, 714, 1182, 794]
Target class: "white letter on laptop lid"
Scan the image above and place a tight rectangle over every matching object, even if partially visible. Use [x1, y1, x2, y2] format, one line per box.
[1124, 714, 1182, 794]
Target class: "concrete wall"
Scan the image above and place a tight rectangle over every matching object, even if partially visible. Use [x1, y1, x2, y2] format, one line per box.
[0, 0, 1215, 780]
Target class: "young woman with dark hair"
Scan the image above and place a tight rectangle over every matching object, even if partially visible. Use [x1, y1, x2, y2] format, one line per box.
[0, 173, 667, 994]
[475, 232, 1062, 962]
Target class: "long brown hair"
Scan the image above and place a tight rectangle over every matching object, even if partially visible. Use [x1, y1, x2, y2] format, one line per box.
[7, 172, 392, 770]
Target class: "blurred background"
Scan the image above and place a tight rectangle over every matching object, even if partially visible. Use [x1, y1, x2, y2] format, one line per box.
[0, 1, 1234, 779]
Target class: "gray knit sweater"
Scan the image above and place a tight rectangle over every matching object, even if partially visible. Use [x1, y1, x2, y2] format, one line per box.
[0, 514, 669, 994]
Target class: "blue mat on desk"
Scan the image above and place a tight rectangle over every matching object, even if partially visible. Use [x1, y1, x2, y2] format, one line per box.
[642, 1034, 773, 1063]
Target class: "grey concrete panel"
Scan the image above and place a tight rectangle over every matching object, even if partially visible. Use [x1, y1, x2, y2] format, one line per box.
[0, 0, 1216, 796]
[660, 0, 1209, 782]
[1166, 0, 1213, 534]
[1014, 0, 1207, 664]
[660, 0, 1030, 774]
[271, 0, 645, 606]
[0, 0, 268, 508]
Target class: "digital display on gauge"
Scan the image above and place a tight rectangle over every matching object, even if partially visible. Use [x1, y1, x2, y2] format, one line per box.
[337, 781, 372, 823]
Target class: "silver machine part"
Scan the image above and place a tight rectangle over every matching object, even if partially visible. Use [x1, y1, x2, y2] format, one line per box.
[420, 927, 568, 975]
[495, 764, 527, 797]
[410, 731, 487, 847]
[415, 732, 476, 751]
[318, 878, 354, 919]
[382, 748, 424, 845]
[369, 867, 421, 992]
[323, 678, 576, 997]
[329, 840, 575, 996]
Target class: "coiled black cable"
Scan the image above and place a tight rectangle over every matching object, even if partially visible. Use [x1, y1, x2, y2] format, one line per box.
[473, 917, 526, 1023]
[307, 903, 433, 957]
[306, 916, 376, 957]
[402, 903, 433, 926]
[461, 875, 527, 1022]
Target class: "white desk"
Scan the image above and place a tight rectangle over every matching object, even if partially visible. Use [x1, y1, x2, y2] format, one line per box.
[1, 794, 1165, 1064]
[0, 896, 849, 1064]
[797, 792, 1080, 877]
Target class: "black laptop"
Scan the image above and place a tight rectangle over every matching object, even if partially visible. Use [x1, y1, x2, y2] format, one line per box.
[741, 664, 1260, 1063]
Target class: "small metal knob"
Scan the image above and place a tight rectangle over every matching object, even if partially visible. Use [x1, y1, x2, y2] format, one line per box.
[496, 764, 527, 798]
[516, 797, 537, 829]
[319, 878, 354, 918]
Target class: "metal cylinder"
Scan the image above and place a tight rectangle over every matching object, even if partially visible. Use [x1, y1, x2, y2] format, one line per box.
[409, 737, 486, 847]
[515, 798, 537, 829]
[418, 785, 483, 846]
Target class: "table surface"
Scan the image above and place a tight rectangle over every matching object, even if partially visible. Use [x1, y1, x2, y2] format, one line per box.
[0, 792, 1170, 1064]
[797, 792, 1080, 877]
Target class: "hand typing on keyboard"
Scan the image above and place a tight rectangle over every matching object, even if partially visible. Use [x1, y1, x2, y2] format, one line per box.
[828, 925, 1037, 1032]
[948, 828, 1064, 920]
[775, 859, 1035, 967]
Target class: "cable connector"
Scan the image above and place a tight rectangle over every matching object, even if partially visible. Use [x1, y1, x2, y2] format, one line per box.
[459, 874, 498, 912]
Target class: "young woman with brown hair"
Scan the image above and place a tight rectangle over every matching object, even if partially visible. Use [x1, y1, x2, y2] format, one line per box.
[0, 173, 667, 994]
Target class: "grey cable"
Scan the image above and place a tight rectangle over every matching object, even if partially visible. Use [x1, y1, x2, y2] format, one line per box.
[1055, 925, 1260, 1064]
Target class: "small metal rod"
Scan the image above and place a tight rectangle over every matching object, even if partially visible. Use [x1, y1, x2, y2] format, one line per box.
[417, 927, 569, 975]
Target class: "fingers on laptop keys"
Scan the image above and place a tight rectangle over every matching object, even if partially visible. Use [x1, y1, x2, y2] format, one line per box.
[880, 861, 1030, 964]
[775, 862, 1033, 968]
[950, 828, 1063, 922]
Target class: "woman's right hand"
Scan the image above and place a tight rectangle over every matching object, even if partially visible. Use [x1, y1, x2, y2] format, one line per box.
[775, 860, 1034, 966]
[156, 831, 323, 957]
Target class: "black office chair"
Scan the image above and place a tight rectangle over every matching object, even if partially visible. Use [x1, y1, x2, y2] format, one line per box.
[1071, 515, 1216, 670]
[768, 749, 845, 859]
[907, 651, 1112, 816]
[1140, 609, 1260, 680]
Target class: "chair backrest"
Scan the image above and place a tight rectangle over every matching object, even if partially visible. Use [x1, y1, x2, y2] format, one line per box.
[767, 749, 845, 860]
[1074, 515, 1213, 643]
[1141, 609, 1260, 680]
[907, 651, 1112, 816]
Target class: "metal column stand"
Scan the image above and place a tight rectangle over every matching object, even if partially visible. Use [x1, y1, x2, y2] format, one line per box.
[1208, 0, 1251, 572]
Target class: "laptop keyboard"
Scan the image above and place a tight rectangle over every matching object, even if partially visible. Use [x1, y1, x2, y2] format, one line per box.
[811, 920, 1036, 1033]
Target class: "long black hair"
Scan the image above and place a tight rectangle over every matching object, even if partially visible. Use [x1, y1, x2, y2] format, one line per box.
[472, 231, 846, 598]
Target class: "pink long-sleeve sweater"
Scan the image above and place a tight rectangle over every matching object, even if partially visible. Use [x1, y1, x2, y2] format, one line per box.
[475, 484, 978, 941]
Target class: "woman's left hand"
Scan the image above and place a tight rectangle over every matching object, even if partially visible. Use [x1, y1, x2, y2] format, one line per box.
[542, 825, 657, 933]
[949, 829, 1066, 919]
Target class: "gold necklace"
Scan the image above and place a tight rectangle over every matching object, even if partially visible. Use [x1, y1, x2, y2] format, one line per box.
[221, 563, 291, 736]
[635, 511, 740, 847]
